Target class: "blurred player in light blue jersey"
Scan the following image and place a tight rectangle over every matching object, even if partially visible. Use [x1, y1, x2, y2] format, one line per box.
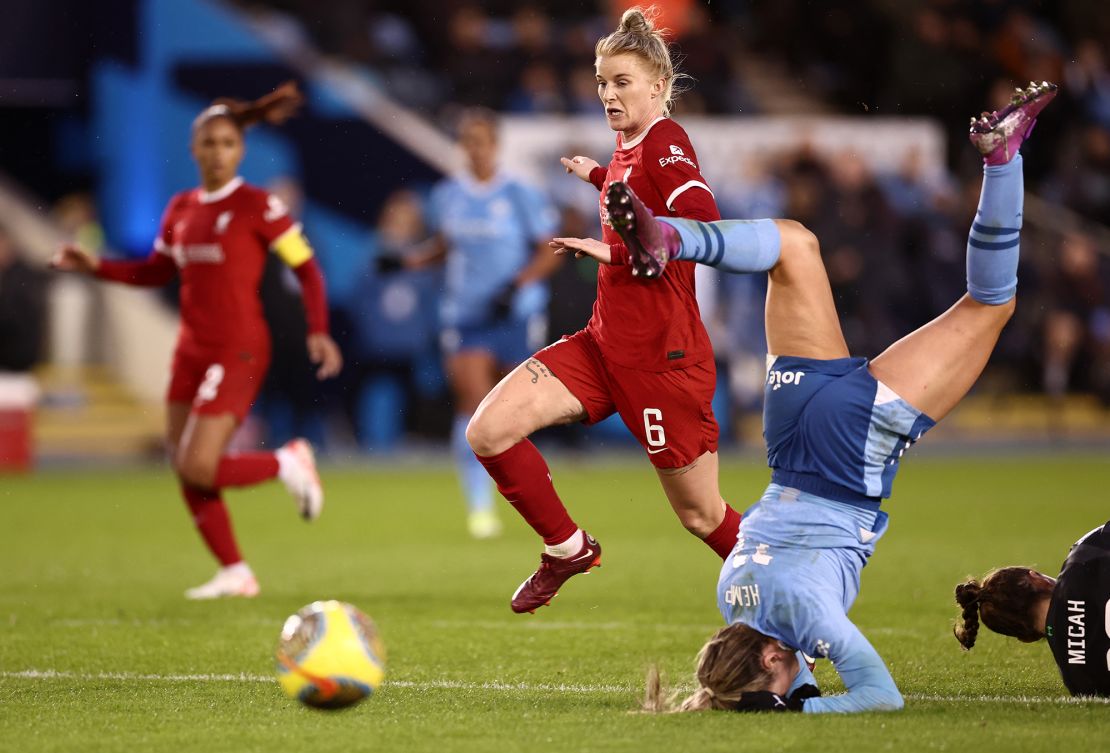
[400, 109, 560, 538]
[596, 82, 1057, 714]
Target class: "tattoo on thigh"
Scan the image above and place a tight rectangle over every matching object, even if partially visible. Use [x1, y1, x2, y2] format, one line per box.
[525, 359, 552, 384]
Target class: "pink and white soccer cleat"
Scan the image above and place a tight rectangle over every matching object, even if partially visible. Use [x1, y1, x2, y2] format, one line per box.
[969, 81, 1057, 166]
[605, 181, 681, 279]
[184, 563, 260, 600]
[277, 438, 324, 521]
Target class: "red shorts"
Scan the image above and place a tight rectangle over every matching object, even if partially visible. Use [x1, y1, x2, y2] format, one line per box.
[534, 330, 719, 468]
[167, 345, 270, 421]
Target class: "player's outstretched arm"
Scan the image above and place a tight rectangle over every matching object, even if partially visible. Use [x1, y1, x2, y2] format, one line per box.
[559, 155, 602, 186]
[50, 244, 98, 275]
[549, 236, 612, 264]
[800, 620, 903, 714]
[52, 243, 177, 287]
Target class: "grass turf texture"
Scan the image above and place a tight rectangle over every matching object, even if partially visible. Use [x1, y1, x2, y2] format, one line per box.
[2, 455, 1109, 752]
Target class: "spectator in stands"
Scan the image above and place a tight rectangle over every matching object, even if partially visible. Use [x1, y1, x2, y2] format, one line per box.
[1041, 231, 1110, 404]
[1066, 39, 1110, 130]
[1050, 124, 1110, 228]
[443, 6, 511, 108]
[505, 63, 566, 114]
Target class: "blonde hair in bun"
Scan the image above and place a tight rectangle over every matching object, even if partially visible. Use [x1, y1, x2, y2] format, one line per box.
[595, 5, 690, 116]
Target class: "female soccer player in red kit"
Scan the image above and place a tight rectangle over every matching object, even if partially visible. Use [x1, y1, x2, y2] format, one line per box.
[466, 8, 742, 613]
[52, 83, 343, 599]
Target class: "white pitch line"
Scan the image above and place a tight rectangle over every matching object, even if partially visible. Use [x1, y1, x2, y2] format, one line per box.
[428, 619, 720, 633]
[4, 669, 272, 683]
[4, 670, 1110, 705]
[0, 670, 630, 694]
[903, 693, 1110, 706]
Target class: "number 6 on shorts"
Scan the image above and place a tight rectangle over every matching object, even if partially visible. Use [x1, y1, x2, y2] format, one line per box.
[643, 408, 666, 448]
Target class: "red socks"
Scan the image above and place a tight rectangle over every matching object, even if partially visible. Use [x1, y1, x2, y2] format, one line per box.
[214, 453, 279, 488]
[704, 504, 742, 560]
[181, 485, 242, 566]
[476, 440, 577, 545]
[476, 439, 740, 559]
[179, 453, 277, 567]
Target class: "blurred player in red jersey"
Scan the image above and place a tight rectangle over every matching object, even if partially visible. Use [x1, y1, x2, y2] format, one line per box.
[466, 7, 743, 614]
[52, 82, 343, 599]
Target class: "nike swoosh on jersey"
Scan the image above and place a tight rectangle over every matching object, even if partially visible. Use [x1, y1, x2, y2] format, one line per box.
[646, 447, 670, 454]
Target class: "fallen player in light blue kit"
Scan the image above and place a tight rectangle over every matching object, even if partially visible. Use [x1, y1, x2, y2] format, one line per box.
[558, 81, 1057, 713]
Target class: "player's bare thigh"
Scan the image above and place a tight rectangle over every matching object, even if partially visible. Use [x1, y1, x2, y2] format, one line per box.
[445, 349, 500, 414]
[764, 220, 849, 361]
[655, 450, 726, 537]
[869, 294, 1015, 422]
[466, 357, 587, 456]
[175, 411, 239, 489]
[166, 401, 192, 459]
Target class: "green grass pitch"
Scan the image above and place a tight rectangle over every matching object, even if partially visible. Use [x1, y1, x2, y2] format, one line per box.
[2, 454, 1109, 752]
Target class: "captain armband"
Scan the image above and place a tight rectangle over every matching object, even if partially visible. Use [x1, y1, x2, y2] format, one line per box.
[271, 224, 315, 267]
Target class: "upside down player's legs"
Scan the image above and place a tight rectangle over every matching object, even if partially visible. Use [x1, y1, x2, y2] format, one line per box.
[660, 216, 782, 275]
[763, 220, 851, 362]
[869, 157, 1024, 421]
[648, 213, 850, 362]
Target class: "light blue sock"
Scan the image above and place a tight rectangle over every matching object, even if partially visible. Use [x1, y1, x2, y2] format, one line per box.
[967, 154, 1023, 304]
[659, 217, 781, 273]
[451, 414, 493, 513]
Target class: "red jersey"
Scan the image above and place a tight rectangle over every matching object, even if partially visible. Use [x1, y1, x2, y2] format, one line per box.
[588, 117, 720, 371]
[155, 177, 296, 355]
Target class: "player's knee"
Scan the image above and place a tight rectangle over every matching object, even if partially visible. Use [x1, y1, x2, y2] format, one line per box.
[998, 294, 1017, 320]
[967, 291, 1017, 323]
[775, 220, 821, 264]
[676, 506, 718, 538]
[175, 450, 217, 489]
[465, 412, 512, 457]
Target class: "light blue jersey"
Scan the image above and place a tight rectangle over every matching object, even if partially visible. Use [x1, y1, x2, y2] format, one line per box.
[427, 174, 558, 328]
[713, 355, 934, 713]
[717, 485, 903, 714]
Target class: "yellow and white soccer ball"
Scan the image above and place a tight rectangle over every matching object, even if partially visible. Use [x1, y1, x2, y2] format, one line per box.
[275, 600, 386, 709]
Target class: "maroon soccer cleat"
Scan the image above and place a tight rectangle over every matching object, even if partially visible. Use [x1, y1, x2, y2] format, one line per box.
[605, 181, 681, 279]
[969, 81, 1057, 166]
[510, 532, 602, 614]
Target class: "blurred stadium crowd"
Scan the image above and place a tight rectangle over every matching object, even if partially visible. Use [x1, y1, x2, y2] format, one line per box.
[238, 0, 1110, 438]
[3, 0, 1110, 455]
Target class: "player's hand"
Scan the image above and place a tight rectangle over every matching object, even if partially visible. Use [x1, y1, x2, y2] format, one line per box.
[376, 255, 405, 275]
[306, 333, 343, 380]
[50, 244, 99, 275]
[788, 684, 821, 704]
[729, 691, 801, 713]
[550, 237, 612, 264]
[490, 283, 516, 321]
[559, 155, 600, 183]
